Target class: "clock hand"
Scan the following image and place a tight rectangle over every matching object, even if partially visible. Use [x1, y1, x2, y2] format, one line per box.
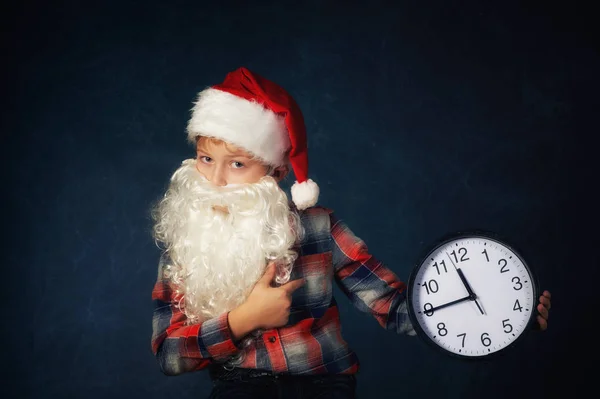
[473, 298, 485, 315]
[446, 252, 485, 315]
[423, 295, 472, 314]
[456, 269, 485, 315]
[445, 252, 475, 294]
[456, 268, 476, 297]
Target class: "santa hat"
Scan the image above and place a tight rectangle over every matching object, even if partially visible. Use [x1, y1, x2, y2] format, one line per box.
[186, 67, 319, 210]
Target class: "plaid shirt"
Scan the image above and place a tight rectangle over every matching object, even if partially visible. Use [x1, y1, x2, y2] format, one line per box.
[151, 206, 415, 376]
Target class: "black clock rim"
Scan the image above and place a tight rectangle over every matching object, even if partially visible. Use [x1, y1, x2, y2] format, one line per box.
[406, 228, 540, 361]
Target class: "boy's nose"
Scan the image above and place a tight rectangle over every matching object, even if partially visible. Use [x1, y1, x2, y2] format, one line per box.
[210, 167, 228, 187]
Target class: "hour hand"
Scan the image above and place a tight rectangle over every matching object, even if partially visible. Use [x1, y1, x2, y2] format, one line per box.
[446, 252, 485, 315]
[454, 269, 485, 314]
[456, 268, 476, 298]
[445, 252, 474, 295]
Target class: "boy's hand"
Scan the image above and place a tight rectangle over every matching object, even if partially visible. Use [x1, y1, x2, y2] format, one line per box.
[244, 262, 305, 330]
[536, 290, 552, 331]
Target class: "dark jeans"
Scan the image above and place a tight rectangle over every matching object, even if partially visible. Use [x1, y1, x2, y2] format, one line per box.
[207, 366, 357, 399]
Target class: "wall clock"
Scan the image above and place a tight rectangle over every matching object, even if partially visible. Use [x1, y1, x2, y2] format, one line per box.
[406, 230, 539, 359]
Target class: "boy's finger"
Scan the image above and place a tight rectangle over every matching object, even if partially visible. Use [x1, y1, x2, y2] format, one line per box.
[282, 278, 305, 294]
[536, 315, 548, 331]
[540, 295, 551, 309]
[543, 290, 551, 299]
[537, 303, 549, 320]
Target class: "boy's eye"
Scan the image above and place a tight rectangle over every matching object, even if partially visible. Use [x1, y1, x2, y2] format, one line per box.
[232, 161, 244, 169]
[200, 156, 213, 163]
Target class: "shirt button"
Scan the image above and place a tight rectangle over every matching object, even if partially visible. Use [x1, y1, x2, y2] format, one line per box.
[269, 336, 276, 343]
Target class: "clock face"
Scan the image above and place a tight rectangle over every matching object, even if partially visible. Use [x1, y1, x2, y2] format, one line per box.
[407, 232, 537, 358]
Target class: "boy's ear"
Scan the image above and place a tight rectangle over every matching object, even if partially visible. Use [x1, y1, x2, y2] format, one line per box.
[271, 165, 290, 182]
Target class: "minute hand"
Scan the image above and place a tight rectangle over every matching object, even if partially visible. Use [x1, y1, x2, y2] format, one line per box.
[427, 295, 472, 313]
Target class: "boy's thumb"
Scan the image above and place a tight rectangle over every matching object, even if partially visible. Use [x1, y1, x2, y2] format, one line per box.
[259, 262, 276, 285]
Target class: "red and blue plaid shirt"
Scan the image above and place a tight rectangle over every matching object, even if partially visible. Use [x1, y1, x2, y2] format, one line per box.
[151, 206, 415, 376]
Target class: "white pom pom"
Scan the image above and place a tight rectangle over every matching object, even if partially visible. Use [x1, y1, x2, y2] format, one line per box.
[291, 179, 319, 210]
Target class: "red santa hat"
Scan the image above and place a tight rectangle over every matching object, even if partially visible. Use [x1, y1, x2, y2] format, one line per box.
[186, 67, 319, 210]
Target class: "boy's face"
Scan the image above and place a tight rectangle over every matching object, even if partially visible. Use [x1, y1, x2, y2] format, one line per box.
[153, 138, 299, 321]
[195, 137, 270, 185]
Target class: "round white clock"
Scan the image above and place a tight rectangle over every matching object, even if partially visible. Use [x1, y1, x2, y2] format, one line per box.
[406, 230, 539, 359]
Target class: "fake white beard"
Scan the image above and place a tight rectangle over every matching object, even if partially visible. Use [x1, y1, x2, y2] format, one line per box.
[152, 159, 304, 325]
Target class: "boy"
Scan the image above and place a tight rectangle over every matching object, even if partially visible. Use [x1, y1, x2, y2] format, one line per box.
[150, 67, 552, 398]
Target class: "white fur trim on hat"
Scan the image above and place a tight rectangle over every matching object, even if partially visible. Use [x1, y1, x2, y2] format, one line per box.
[291, 179, 319, 210]
[187, 88, 290, 166]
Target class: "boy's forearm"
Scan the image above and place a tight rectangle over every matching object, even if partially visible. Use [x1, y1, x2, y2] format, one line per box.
[228, 304, 257, 342]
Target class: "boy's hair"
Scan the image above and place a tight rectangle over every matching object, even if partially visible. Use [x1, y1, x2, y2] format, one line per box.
[195, 135, 286, 178]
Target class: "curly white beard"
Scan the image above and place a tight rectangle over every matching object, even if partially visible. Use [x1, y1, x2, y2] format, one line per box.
[152, 159, 303, 326]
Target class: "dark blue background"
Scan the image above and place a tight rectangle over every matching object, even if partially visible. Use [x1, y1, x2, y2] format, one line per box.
[4, 1, 596, 398]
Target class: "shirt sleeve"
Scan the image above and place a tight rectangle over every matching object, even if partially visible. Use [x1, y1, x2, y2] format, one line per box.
[329, 213, 416, 336]
[151, 253, 243, 375]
